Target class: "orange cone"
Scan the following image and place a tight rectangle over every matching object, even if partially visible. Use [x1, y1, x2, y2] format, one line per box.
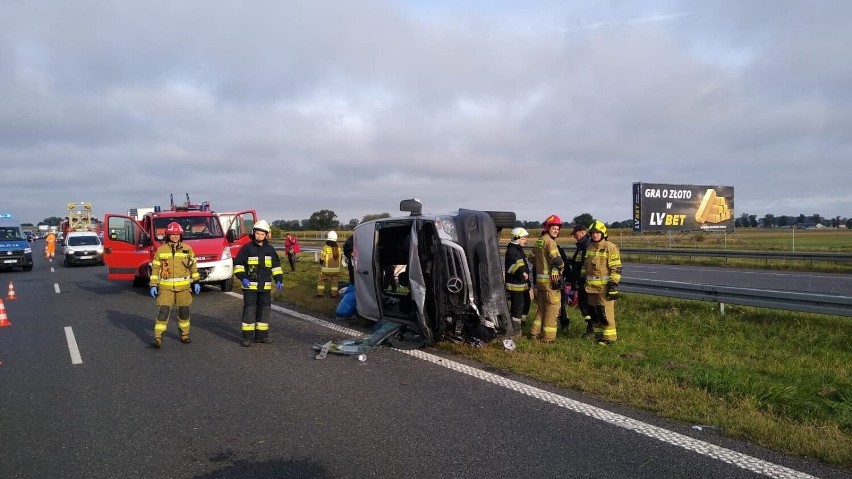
[6, 281, 17, 300]
[0, 298, 11, 327]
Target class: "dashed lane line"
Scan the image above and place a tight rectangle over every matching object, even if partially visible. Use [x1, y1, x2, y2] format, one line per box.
[64, 326, 83, 365]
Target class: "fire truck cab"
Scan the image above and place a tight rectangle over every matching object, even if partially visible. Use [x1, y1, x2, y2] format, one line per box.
[103, 197, 256, 291]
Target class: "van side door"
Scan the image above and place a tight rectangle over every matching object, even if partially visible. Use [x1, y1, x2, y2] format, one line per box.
[103, 214, 150, 281]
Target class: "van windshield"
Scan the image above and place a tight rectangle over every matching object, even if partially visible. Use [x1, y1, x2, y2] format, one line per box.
[0, 227, 25, 241]
[154, 216, 223, 240]
[68, 236, 101, 246]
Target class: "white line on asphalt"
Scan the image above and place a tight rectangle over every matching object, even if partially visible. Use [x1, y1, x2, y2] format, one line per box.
[54, 283, 60, 294]
[228, 291, 817, 479]
[64, 326, 83, 365]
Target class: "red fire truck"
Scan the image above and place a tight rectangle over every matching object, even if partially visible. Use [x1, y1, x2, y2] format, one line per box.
[103, 195, 256, 291]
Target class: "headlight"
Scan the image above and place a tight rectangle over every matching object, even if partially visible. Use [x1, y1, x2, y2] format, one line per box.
[222, 247, 232, 260]
[436, 216, 458, 241]
[96, 247, 104, 254]
[25, 247, 32, 254]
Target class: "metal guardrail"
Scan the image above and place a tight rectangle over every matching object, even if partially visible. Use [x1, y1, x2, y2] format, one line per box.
[620, 248, 852, 263]
[619, 278, 852, 317]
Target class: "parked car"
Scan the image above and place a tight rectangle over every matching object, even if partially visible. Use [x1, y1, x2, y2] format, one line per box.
[0, 225, 33, 272]
[63, 231, 105, 266]
[352, 199, 517, 347]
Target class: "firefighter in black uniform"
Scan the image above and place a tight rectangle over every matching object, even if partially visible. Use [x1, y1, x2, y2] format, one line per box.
[504, 227, 531, 333]
[569, 223, 594, 338]
[233, 220, 284, 347]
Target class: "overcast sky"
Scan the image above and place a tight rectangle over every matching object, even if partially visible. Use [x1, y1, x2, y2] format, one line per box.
[2, 0, 850, 226]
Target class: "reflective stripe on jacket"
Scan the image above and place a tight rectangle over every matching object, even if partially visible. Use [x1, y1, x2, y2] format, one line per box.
[504, 242, 530, 292]
[234, 240, 284, 291]
[150, 241, 200, 290]
[583, 239, 622, 294]
[531, 234, 563, 291]
[320, 242, 341, 274]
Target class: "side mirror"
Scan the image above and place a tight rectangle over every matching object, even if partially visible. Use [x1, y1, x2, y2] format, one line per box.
[226, 229, 236, 243]
[140, 232, 151, 247]
[400, 198, 422, 216]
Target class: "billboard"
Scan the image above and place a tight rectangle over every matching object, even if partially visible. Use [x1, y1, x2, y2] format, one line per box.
[633, 183, 734, 232]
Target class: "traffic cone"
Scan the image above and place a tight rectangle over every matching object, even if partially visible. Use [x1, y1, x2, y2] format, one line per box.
[6, 281, 17, 300]
[0, 298, 11, 327]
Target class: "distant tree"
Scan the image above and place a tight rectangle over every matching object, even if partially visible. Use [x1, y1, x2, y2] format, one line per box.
[777, 216, 789, 227]
[847, 218, 852, 229]
[738, 213, 750, 227]
[41, 217, 63, 226]
[21, 222, 34, 227]
[749, 215, 758, 227]
[361, 213, 391, 223]
[573, 213, 594, 229]
[272, 219, 302, 231]
[761, 214, 776, 228]
[345, 218, 359, 230]
[306, 210, 339, 230]
[522, 220, 541, 230]
[797, 214, 806, 223]
[811, 213, 821, 224]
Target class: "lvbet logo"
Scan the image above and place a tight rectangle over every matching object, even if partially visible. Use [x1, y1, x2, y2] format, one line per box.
[650, 213, 686, 226]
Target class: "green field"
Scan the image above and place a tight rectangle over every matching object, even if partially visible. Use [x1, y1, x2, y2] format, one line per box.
[266, 230, 851, 469]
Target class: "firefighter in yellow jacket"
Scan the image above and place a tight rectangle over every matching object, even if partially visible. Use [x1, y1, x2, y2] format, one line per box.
[149, 222, 201, 348]
[316, 231, 342, 298]
[583, 221, 622, 345]
[529, 214, 565, 343]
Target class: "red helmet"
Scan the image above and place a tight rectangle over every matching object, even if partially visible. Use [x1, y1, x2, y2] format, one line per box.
[165, 222, 183, 235]
[543, 214, 562, 229]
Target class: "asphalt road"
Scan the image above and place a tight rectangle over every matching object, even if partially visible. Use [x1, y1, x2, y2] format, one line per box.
[623, 263, 852, 296]
[0, 255, 847, 479]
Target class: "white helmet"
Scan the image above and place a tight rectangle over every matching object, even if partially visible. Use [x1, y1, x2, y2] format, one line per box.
[253, 220, 271, 234]
[510, 227, 529, 244]
[326, 230, 338, 241]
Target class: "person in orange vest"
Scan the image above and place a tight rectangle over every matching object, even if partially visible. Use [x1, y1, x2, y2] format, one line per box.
[45, 231, 57, 260]
[316, 231, 342, 298]
[149, 222, 201, 348]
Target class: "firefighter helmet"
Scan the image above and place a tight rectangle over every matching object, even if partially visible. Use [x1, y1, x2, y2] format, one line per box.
[542, 214, 562, 229]
[327, 231, 338, 241]
[589, 220, 607, 237]
[165, 222, 183, 235]
[510, 227, 530, 242]
[253, 220, 271, 234]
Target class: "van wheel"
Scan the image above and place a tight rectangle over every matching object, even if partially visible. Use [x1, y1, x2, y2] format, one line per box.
[484, 211, 517, 229]
[220, 278, 233, 292]
[131, 275, 145, 287]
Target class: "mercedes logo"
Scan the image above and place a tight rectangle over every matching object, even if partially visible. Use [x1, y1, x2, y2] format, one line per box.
[446, 277, 463, 294]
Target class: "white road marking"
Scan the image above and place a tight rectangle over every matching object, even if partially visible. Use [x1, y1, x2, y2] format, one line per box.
[51, 266, 55, 273]
[64, 326, 83, 365]
[229, 291, 818, 479]
[54, 283, 61, 294]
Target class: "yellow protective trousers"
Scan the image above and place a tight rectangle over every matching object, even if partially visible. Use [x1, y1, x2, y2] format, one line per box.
[531, 289, 560, 342]
[154, 289, 193, 340]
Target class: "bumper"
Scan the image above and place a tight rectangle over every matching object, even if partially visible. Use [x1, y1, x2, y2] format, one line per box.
[0, 254, 32, 269]
[65, 253, 104, 265]
[197, 258, 233, 283]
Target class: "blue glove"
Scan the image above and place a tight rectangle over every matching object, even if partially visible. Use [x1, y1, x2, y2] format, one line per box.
[275, 281, 283, 292]
[241, 278, 251, 288]
[149, 286, 158, 298]
[193, 283, 201, 295]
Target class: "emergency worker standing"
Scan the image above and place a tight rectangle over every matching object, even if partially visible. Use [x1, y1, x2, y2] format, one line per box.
[569, 224, 594, 338]
[529, 215, 564, 343]
[283, 233, 301, 271]
[343, 235, 355, 284]
[583, 221, 622, 345]
[233, 220, 284, 347]
[316, 231, 342, 298]
[504, 227, 531, 332]
[45, 231, 56, 261]
[149, 222, 201, 348]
